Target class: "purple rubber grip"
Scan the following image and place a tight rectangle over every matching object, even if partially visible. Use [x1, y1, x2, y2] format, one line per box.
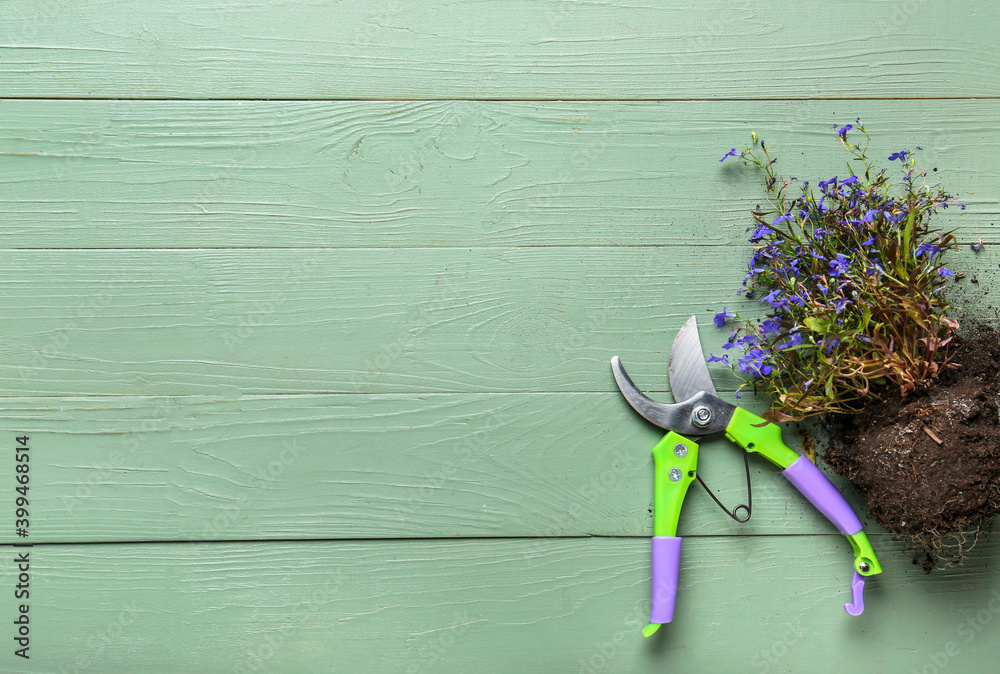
[782, 456, 862, 535]
[650, 536, 682, 624]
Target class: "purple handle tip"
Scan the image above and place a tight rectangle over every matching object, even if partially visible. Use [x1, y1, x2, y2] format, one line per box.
[650, 536, 682, 626]
[844, 570, 866, 616]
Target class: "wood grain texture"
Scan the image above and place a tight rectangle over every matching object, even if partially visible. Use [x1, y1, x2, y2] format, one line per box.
[0, 99, 995, 249]
[0, 393, 882, 543]
[4, 536, 999, 673]
[0, 246, 994, 397]
[1, 0, 998, 100]
[3, 2, 1000, 672]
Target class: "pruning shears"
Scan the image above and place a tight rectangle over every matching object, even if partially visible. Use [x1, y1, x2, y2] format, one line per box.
[612, 316, 881, 637]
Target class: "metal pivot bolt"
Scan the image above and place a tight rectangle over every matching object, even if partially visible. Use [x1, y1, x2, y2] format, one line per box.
[692, 406, 713, 428]
[673, 443, 688, 457]
[859, 562, 870, 573]
[668, 468, 682, 482]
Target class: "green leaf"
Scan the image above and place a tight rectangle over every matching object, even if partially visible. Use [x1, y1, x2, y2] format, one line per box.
[825, 376, 835, 399]
[804, 316, 832, 334]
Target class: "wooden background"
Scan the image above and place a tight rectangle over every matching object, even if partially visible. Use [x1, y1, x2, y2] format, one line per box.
[1, 1, 999, 671]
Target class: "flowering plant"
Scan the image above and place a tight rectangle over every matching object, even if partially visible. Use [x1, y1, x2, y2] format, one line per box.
[715, 121, 966, 421]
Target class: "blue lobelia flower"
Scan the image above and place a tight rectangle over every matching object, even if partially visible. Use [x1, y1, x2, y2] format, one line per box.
[749, 223, 772, 243]
[707, 353, 730, 365]
[771, 213, 793, 226]
[714, 307, 736, 327]
[828, 253, 850, 277]
[720, 148, 740, 162]
[884, 209, 907, 224]
[760, 288, 790, 311]
[761, 288, 781, 305]
[866, 261, 887, 277]
[738, 348, 774, 377]
[888, 150, 909, 162]
[777, 332, 803, 350]
[939, 268, 955, 278]
[916, 242, 941, 258]
[834, 123, 852, 138]
[760, 318, 782, 335]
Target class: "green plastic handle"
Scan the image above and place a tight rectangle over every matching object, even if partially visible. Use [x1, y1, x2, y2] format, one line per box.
[724, 407, 800, 469]
[651, 432, 699, 537]
[846, 530, 882, 576]
[644, 432, 699, 636]
[724, 407, 882, 577]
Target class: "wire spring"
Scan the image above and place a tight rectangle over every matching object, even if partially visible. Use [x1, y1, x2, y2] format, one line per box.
[696, 450, 753, 523]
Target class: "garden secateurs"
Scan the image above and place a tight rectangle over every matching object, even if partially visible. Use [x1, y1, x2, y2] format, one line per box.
[612, 316, 881, 637]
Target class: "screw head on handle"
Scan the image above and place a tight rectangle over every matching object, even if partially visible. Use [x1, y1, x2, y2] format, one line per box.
[668, 468, 682, 482]
[673, 443, 688, 457]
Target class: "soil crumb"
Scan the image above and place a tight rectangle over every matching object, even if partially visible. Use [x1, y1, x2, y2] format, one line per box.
[824, 323, 1000, 567]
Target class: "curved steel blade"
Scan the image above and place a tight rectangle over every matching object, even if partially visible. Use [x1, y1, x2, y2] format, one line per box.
[669, 315, 718, 401]
[611, 356, 733, 436]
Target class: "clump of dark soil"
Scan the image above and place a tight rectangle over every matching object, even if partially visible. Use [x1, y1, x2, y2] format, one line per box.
[823, 323, 1000, 567]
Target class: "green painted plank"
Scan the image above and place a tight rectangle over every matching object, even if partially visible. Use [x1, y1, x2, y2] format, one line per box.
[4, 536, 999, 673]
[1, 1, 997, 99]
[0, 99, 994, 249]
[0, 393, 882, 543]
[0, 246, 994, 397]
